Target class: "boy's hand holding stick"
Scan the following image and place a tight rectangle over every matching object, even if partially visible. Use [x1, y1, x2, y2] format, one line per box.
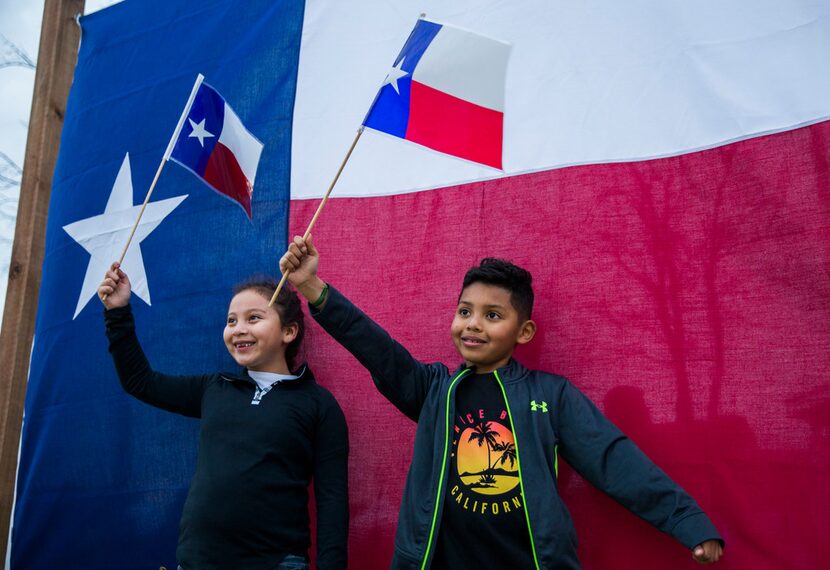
[280, 235, 327, 308]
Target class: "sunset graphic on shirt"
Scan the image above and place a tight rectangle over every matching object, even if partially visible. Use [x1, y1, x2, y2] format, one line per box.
[456, 420, 520, 496]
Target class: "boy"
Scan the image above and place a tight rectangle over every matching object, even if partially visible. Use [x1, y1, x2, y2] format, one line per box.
[281, 236, 723, 569]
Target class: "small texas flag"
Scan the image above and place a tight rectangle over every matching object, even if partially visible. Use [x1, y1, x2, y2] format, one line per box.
[169, 79, 263, 218]
[363, 18, 511, 169]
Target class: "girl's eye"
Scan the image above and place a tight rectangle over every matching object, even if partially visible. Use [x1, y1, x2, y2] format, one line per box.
[249, 315, 261, 322]
[458, 308, 471, 317]
[227, 318, 236, 325]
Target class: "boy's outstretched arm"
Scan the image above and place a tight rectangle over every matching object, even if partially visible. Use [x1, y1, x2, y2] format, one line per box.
[555, 381, 723, 561]
[693, 539, 723, 565]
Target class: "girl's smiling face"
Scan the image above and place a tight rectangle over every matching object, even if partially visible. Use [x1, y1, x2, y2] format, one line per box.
[223, 289, 298, 373]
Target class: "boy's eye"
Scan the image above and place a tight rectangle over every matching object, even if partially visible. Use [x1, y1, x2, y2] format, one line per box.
[227, 318, 236, 325]
[486, 311, 501, 320]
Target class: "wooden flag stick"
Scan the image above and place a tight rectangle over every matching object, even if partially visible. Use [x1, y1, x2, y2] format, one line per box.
[269, 126, 364, 307]
[101, 74, 204, 301]
[114, 154, 166, 267]
[270, 12, 428, 306]
[115, 74, 205, 267]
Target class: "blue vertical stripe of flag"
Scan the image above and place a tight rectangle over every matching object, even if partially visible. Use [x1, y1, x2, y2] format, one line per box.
[363, 19, 441, 138]
[12, 1, 304, 568]
[170, 82, 225, 177]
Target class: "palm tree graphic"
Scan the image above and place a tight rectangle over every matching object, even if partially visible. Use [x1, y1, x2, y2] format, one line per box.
[491, 441, 516, 470]
[468, 420, 500, 485]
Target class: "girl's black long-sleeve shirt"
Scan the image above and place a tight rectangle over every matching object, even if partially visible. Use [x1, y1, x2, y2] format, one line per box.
[105, 304, 348, 570]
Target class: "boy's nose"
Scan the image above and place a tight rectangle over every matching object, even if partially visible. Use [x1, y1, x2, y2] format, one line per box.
[466, 317, 482, 331]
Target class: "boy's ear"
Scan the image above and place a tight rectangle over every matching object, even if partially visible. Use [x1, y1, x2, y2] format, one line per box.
[282, 322, 300, 344]
[516, 319, 536, 345]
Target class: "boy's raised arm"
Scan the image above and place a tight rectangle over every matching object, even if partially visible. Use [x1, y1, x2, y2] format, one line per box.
[281, 236, 445, 420]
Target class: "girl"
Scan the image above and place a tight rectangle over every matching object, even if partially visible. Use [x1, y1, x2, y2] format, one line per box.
[98, 262, 348, 570]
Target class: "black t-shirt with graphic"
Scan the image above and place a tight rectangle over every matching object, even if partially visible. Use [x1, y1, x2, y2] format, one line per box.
[432, 372, 535, 569]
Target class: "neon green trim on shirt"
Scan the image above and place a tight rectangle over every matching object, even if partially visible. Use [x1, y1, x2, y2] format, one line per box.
[494, 370, 541, 570]
[420, 368, 471, 570]
[554, 443, 559, 479]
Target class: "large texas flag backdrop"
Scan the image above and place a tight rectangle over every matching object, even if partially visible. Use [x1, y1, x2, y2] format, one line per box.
[11, 1, 830, 569]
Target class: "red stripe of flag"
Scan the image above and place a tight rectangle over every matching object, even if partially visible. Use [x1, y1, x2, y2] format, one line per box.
[291, 119, 830, 569]
[406, 81, 503, 169]
[203, 142, 253, 218]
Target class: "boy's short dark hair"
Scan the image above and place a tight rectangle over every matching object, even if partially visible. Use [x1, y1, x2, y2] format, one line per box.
[461, 258, 534, 321]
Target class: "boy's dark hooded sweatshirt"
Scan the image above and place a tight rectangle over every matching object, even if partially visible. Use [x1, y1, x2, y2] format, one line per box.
[312, 286, 721, 570]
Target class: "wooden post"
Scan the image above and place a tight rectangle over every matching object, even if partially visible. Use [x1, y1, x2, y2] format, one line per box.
[0, 0, 85, 562]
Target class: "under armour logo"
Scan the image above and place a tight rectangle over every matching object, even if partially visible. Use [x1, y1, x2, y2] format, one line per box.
[530, 400, 548, 413]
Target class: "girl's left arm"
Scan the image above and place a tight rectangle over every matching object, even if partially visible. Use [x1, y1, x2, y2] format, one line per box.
[313, 391, 349, 570]
[105, 305, 208, 417]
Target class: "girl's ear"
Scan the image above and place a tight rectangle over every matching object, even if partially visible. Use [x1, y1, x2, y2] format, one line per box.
[282, 322, 300, 345]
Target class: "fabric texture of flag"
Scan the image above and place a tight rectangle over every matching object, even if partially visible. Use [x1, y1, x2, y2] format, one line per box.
[12, 1, 297, 568]
[12, 1, 830, 570]
[363, 18, 510, 169]
[169, 81, 263, 218]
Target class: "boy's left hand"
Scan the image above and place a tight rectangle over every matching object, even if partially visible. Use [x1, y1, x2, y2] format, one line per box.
[692, 540, 723, 564]
[280, 234, 325, 303]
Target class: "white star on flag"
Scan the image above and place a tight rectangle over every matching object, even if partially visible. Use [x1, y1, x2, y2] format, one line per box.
[382, 58, 409, 94]
[63, 153, 188, 319]
[187, 117, 214, 147]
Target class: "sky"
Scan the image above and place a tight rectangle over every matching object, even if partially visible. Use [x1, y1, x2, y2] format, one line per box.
[0, 0, 119, 326]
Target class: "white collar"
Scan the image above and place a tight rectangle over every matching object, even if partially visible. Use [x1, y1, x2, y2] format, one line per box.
[247, 369, 301, 391]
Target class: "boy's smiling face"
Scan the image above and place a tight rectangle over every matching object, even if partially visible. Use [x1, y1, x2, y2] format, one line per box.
[451, 282, 536, 373]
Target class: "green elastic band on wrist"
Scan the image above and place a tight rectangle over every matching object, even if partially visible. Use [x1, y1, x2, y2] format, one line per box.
[311, 282, 329, 307]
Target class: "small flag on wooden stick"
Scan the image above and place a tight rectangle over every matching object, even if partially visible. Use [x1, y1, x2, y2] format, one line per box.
[363, 18, 511, 169]
[270, 17, 510, 305]
[169, 79, 264, 219]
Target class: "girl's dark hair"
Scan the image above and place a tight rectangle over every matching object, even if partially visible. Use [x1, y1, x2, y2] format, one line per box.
[461, 258, 534, 321]
[232, 275, 305, 371]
